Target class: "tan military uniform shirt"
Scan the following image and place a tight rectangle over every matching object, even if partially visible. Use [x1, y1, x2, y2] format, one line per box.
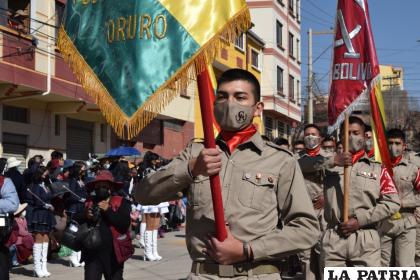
[323, 155, 400, 227]
[378, 157, 420, 234]
[298, 150, 331, 229]
[135, 133, 320, 262]
[405, 151, 420, 169]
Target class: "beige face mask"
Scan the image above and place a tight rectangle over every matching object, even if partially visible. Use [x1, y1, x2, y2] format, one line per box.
[390, 144, 403, 158]
[213, 101, 254, 132]
[349, 134, 365, 153]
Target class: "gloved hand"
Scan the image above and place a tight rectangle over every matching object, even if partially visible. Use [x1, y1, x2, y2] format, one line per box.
[44, 203, 54, 211]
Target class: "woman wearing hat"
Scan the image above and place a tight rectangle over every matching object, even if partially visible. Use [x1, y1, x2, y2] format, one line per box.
[5, 157, 24, 202]
[26, 166, 56, 278]
[8, 203, 34, 267]
[75, 170, 131, 280]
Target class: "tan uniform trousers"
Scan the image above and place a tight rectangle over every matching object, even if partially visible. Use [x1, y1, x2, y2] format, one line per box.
[187, 273, 281, 280]
[416, 223, 420, 266]
[298, 209, 326, 280]
[320, 228, 381, 268]
[380, 228, 416, 266]
[379, 214, 417, 266]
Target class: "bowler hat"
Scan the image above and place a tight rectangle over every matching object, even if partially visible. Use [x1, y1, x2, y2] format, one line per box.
[85, 170, 123, 191]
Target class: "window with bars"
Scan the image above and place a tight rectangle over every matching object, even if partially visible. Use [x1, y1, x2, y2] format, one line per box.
[289, 75, 295, 101]
[276, 20, 283, 49]
[235, 33, 244, 51]
[277, 66, 284, 94]
[3, 105, 29, 123]
[277, 121, 285, 137]
[264, 116, 273, 140]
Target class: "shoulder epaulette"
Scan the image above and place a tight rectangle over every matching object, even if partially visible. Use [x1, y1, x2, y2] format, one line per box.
[265, 141, 293, 156]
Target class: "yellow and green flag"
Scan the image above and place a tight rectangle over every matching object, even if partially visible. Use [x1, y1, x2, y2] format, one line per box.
[58, 0, 251, 139]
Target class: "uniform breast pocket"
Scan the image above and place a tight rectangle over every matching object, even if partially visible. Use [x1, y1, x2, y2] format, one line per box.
[356, 171, 379, 195]
[237, 172, 277, 211]
[398, 176, 413, 193]
[188, 176, 209, 207]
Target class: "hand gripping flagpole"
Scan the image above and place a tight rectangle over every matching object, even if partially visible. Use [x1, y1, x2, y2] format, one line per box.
[197, 68, 227, 242]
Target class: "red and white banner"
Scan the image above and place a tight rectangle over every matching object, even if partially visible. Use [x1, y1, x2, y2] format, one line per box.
[328, 0, 379, 127]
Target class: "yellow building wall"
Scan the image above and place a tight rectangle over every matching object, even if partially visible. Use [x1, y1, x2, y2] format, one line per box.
[213, 36, 262, 82]
[380, 65, 404, 90]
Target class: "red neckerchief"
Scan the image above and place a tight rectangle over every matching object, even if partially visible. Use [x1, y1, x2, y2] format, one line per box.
[391, 155, 402, 167]
[306, 145, 321, 157]
[352, 150, 366, 164]
[367, 148, 375, 159]
[220, 125, 257, 153]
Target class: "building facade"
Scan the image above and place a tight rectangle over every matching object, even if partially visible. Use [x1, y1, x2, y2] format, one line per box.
[247, 0, 302, 141]
[0, 0, 113, 166]
[380, 65, 404, 90]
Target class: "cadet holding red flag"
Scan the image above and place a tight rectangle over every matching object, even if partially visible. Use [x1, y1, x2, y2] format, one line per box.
[135, 69, 319, 279]
[321, 0, 401, 269]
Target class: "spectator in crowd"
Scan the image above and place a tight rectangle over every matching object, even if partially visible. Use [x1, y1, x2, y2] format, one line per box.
[65, 161, 87, 268]
[138, 151, 169, 261]
[0, 158, 19, 280]
[111, 161, 131, 200]
[26, 166, 56, 278]
[77, 170, 131, 280]
[51, 151, 64, 167]
[9, 203, 34, 267]
[23, 156, 43, 190]
[5, 157, 25, 203]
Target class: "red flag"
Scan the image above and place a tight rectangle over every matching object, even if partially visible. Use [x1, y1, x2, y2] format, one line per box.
[328, 0, 379, 126]
[329, 0, 393, 173]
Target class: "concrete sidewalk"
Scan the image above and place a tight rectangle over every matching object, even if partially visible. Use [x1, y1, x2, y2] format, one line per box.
[10, 230, 192, 280]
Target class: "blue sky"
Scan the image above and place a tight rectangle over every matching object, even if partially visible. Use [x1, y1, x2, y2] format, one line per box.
[300, 0, 420, 104]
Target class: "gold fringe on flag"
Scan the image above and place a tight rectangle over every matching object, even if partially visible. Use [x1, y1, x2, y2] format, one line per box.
[57, 6, 251, 139]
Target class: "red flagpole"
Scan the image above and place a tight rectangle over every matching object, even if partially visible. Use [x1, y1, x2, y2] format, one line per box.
[197, 68, 227, 242]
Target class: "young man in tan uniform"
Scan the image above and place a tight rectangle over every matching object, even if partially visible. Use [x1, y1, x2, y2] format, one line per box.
[135, 69, 320, 280]
[320, 116, 400, 268]
[379, 129, 420, 266]
[404, 149, 420, 266]
[297, 124, 328, 280]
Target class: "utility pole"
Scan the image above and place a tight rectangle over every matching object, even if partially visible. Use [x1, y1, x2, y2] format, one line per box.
[307, 28, 313, 124]
[307, 29, 334, 124]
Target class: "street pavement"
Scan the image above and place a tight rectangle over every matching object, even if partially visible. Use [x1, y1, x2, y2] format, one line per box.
[10, 229, 192, 280]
